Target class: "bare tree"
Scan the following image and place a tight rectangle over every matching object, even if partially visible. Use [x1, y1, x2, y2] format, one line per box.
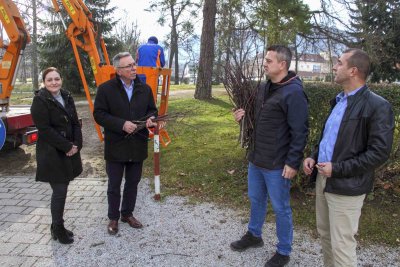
[302, 0, 354, 46]
[146, 0, 201, 84]
[112, 11, 141, 56]
[180, 35, 199, 84]
[12, 0, 40, 89]
[31, 0, 38, 90]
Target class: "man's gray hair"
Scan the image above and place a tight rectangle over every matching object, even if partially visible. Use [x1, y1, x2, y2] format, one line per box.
[112, 52, 131, 67]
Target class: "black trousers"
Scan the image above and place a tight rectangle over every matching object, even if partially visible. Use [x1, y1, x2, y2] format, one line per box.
[49, 182, 69, 225]
[106, 161, 143, 220]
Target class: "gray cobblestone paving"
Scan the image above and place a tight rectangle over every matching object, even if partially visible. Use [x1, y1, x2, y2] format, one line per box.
[0, 176, 399, 267]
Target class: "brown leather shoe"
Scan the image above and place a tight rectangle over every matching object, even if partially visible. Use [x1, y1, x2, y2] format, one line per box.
[107, 220, 118, 235]
[121, 216, 143, 228]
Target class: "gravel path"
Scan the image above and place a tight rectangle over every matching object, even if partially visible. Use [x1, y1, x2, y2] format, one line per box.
[48, 179, 399, 267]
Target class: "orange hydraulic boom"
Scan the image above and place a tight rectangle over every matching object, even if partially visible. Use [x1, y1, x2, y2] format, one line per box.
[0, 0, 37, 150]
[0, 0, 30, 112]
[50, 0, 171, 146]
[50, 0, 114, 141]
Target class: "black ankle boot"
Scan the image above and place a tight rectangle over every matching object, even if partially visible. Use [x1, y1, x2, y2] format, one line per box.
[51, 224, 74, 244]
[51, 224, 74, 238]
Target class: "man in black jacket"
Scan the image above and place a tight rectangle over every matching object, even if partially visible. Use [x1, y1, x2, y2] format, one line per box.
[231, 45, 309, 267]
[93, 52, 157, 235]
[303, 48, 394, 267]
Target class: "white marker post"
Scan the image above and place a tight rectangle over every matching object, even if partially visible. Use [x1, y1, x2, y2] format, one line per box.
[153, 122, 161, 200]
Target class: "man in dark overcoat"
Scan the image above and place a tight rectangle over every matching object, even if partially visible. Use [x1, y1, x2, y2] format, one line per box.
[93, 52, 157, 235]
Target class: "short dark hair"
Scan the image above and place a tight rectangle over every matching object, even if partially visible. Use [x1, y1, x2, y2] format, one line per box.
[112, 52, 132, 67]
[343, 48, 370, 80]
[42, 67, 61, 82]
[148, 36, 158, 44]
[267, 45, 292, 70]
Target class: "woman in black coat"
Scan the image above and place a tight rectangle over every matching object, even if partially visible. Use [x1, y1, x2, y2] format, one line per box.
[31, 67, 82, 244]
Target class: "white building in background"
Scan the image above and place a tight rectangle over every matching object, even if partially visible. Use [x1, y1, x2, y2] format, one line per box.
[290, 52, 337, 81]
[170, 62, 198, 84]
[248, 51, 337, 82]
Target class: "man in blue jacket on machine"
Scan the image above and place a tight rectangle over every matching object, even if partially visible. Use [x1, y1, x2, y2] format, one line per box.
[137, 36, 165, 84]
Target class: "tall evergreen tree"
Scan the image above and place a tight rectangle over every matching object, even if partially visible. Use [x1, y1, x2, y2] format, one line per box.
[249, 0, 311, 46]
[349, 0, 400, 82]
[86, 0, 119, 58]
[38, 16, 81, 92]
[38, 0, 118, 93]
[215, 0, 244, 81]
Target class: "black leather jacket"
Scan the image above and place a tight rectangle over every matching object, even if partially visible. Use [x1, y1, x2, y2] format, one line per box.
[310, 85, 394, 196]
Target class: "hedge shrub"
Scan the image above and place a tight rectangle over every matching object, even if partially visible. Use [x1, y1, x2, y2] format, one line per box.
[303, 82, 400, 184]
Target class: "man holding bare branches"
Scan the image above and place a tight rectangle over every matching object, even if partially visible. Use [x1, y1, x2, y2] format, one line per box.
[231, 45, 309, 267]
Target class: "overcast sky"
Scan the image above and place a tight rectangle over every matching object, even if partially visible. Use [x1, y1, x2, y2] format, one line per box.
[111, 0, 165, 42]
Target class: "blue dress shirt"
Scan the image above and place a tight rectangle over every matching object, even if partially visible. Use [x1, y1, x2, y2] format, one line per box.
[120, 79, 134, 101]
[318, 86, 363, 163]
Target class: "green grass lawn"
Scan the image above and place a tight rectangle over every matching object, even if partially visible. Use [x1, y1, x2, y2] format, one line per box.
[169, 83, 196, 91]
[146, 96, 249, 206]
[143, 94, 400, 246]
[8, 92, 34, 105]
[169, 83, 225, 91]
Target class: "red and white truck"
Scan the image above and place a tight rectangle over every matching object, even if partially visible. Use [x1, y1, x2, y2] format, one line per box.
[0, 0, 37, 150]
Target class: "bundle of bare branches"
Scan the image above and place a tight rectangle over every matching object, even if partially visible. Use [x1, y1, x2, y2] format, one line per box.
[221, 26, 266, 148]
[223, 63, 261, 149]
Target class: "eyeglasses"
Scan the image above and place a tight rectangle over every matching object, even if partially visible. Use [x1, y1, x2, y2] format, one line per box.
[117, 63, 136, 69]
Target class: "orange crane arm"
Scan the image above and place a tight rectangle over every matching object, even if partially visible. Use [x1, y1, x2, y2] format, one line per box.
[51, 0, 115, 86]
[0, 0, 30, 112]
[50, 0, 171, 146]
[50, 0, 116, 141]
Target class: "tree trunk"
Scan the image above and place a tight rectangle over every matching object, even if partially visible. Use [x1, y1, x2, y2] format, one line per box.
[169, 47, 174, 69]
[327, 37, 334, 84]
[214, 37, 222, 85]
[170, 25, 179, 85]
[22, 57, 27, 83]
[174, 47, 179, 84]
[180, 61, 189, 82]
[31, 0, 39, 90]
[195, 0, 216, 100]
[224, 7, 234, 70]
[294, 37, 298, 73]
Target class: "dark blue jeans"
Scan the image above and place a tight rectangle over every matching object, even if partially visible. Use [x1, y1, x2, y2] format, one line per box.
[106, 161, 143, 220]
[247, 162, 293, 256]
